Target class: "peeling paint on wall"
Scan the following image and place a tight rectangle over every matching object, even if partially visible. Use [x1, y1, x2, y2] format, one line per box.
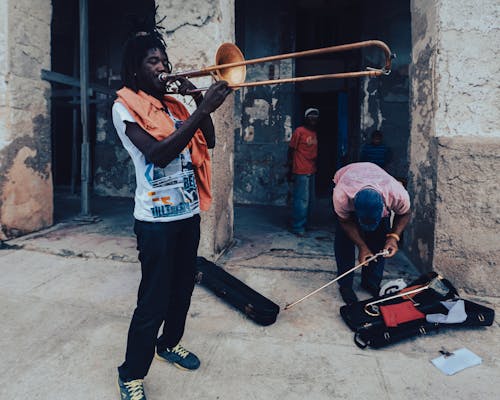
[232, 0, 295, 206]
[0, 0, 52, 240]
[407, 38, 438, 271]
[360, 78, 375, 131]
[244, 99, 270, 125]
[284, 115, 292, 141]
[0, 146, 52, 238]
[243, 126, 254, 142]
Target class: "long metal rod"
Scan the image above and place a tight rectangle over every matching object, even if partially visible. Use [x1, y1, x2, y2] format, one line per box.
[365, 285, 428, 309]
[79, 0, 90, 216]
[284, 250, 389, 310]
[41, 69, 116, 96]
[71, 39, 79, 194]
[364, 274, 444, 312]
[182, 70, 386, 94]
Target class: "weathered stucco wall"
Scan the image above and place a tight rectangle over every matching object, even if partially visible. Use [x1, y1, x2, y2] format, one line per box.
[434, 1, 499, 139]
[408, 0, 500, 295]
[0, 0, 52, 240]
[432, 0, 500, 295]
[407, 0, 439, 271]
[434, 137, 499, 295]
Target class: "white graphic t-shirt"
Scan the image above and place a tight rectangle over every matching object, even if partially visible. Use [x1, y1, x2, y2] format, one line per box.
[112, 102, 200, 222]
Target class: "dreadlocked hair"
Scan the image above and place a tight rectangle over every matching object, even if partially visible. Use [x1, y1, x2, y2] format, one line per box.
[121, 7, 169, 92]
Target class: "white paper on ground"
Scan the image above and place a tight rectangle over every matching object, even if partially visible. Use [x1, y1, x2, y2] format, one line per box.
[431, 348, 482, 375]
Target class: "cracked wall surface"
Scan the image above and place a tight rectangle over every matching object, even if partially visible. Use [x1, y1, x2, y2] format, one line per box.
[434, 137, 499, 295]
[0, 0, 52, 240]
[407, 0, 439, 272]
[408, 0, 500, 295]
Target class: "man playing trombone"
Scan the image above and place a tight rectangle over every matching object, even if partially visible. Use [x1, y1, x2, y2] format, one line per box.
[112, 25, 231, 399]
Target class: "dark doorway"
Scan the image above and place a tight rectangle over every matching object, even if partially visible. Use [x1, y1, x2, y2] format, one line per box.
[50, 0, 80, 189]
[294, 1, 362, 200]
[50, 0, 155, 220]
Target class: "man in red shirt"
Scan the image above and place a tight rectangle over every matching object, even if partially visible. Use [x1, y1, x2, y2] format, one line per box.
[288, 108, 319, 235]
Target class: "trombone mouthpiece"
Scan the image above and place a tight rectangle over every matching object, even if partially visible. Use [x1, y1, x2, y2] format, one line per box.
[158, 72, 170, 82]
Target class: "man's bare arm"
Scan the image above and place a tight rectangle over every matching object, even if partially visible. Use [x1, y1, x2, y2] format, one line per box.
[125, 81, 230, 167]
[384, 212, 411, 257]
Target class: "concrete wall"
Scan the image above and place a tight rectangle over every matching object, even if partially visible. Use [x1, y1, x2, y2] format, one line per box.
[408, 0, 500, 295]
[407, 0, 439, 271]
[93, 0, 235, 258]
[434, 137, 500, 295]
[0, 0, 52, 240]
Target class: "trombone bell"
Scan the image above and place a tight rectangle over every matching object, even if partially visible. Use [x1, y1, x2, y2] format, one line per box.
[214, 43, 246, 86]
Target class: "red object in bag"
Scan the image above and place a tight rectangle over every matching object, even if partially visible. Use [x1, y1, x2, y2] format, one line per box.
[379, 301, 426, 327]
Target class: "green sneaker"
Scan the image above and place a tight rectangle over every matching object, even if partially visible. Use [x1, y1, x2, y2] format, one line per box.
[117, 377, 146, 400]
[155, 343, 201, 371]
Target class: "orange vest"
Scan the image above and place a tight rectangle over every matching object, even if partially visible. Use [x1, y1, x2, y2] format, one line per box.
[115, 87, 212, 211]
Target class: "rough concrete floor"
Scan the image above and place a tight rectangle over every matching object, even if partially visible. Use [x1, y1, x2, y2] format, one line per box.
[0, 197, 499, 400]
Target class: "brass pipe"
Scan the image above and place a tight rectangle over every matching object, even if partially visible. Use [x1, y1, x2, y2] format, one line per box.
[233, 70, 387, 89]
[159, 40, 393, 93]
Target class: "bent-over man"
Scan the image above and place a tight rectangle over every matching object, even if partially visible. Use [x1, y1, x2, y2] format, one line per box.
[332, 162, 410, 304]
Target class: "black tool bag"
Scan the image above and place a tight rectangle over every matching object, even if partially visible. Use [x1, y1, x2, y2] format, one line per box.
[195, 257, 280, 326]
[340, 273, 495, 349]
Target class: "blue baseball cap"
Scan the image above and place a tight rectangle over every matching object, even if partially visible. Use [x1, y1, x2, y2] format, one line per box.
[354, 188, 384, 231]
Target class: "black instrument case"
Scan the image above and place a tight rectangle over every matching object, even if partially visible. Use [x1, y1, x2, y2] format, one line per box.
[196, 257, 280, 326]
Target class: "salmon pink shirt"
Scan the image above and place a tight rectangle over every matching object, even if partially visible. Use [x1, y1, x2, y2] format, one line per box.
[333, 162, 410, 220]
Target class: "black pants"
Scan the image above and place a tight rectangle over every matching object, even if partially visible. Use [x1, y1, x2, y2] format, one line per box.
[118, 214, 200, 381]
[334, 217, 390, 289]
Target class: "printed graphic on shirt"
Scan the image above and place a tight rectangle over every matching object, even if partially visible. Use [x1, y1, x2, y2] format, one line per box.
[304, 135, 318, 146]
[145, 149, 199, 219]
[112, 101, 201, 222]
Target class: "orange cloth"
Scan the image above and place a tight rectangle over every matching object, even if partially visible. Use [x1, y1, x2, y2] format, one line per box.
[289, 126, 318, 174]
[115, 87, 212, 211]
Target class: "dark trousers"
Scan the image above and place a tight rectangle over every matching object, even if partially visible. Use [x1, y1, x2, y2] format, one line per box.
[334, 216, 390, 289]
[118, 214, 200, 381]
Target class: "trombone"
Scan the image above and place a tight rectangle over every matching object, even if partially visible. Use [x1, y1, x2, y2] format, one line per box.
[159, 40, 394, 94]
